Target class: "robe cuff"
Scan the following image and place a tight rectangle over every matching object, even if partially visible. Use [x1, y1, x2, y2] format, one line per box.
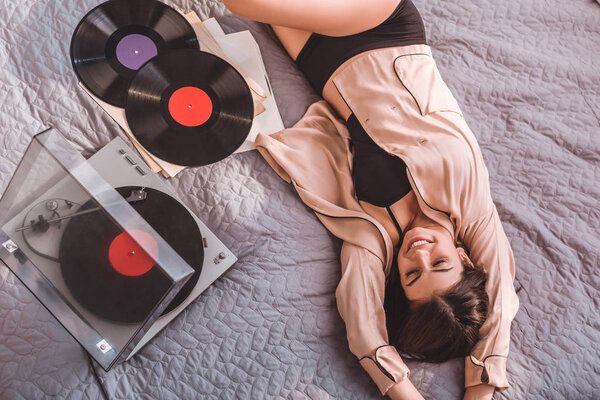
[359, 345, 410, 395]
[465, 354, 509, 391]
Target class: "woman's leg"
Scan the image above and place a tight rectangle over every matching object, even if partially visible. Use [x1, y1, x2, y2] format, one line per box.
[270, 25, 312, 61]
[223, 0, 401, 37]
[271, 25, 352, 121]
[223, 0, 402, 119]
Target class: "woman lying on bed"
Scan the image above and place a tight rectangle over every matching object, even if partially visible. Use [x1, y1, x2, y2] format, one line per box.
[223, 0, 520, 399]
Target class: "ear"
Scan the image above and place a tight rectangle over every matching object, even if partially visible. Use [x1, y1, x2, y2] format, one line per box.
[456, 246, 475, 269]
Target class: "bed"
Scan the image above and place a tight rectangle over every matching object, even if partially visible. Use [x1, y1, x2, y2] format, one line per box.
[0, 0, 598, 399]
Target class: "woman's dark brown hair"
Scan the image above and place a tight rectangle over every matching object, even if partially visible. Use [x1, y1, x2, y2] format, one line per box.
[384, 249, 489, 363]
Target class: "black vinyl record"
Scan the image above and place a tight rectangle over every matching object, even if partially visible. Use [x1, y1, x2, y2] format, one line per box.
[59, 187, 203, 323]
[125, 48, 254, 167]
[70, 0, 199, 108]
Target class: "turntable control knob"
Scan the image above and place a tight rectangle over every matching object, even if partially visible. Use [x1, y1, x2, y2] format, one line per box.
[46, 200, 59, 211]
[214, 252, 227, 264]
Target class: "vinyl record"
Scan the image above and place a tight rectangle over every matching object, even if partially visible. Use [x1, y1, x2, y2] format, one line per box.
[59, 187, 203, 323]
[70, 0, 199, 108]
[125, 48, 254, 167]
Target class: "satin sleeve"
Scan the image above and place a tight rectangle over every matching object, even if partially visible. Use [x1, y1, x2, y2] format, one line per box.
[335, 241, 410, 395]
[460, 204, 520, 391]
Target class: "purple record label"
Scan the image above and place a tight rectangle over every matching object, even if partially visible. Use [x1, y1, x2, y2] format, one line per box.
[115, 34, 158, 70]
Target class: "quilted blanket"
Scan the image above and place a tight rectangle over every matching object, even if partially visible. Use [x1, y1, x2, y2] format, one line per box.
[0, 0, 598, 399]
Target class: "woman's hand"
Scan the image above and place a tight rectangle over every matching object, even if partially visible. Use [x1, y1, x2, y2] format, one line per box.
[386, 378, 426, 400]
[463, 384, 495, 400]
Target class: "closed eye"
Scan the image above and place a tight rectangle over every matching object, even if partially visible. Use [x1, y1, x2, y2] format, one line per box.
[405, 269, 419, 286]
[406, 260, 453, 286]
[403, 268, 416, 284]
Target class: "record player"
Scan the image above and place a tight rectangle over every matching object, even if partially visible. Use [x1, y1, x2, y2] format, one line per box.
[0, 127, 236, 370]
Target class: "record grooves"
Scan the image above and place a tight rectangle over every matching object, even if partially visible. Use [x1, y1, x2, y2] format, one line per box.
[70, 0, 199, 108]
[126, 49, 254, 166]
[59, 187, 203, 323]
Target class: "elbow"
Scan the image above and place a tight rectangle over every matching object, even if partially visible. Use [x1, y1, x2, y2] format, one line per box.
[334, 282, 356, 322]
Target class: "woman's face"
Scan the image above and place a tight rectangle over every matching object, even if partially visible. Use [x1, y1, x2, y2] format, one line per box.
[397, 225, 465, 301]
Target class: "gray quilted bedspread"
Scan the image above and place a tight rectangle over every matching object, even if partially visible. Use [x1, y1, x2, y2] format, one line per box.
[1, 0, 599, 399]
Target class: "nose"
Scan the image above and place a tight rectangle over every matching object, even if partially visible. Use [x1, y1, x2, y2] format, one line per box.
[414, 248, 430, 269]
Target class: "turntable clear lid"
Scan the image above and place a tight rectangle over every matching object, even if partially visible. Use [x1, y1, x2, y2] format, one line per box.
[0, 128, 195, 370]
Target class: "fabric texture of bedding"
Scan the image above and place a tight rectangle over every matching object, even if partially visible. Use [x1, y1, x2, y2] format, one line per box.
[0, 0, 598, 399]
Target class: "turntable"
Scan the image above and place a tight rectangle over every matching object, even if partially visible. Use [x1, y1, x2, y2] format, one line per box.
[0, 128, 236, 370]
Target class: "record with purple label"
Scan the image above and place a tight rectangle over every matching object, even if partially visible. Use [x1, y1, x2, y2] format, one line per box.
[70, 0, 199, 108]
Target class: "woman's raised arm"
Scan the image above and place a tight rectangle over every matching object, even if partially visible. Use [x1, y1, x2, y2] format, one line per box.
[460, 205, 520, 394]
[336, 241, 417, 398]
[223, 0, 401, 36]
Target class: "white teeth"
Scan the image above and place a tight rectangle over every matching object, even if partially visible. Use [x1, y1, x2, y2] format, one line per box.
[409, 240, 429, 249]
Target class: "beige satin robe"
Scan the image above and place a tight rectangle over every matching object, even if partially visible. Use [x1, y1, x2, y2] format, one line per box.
[254, 44, 519, 395]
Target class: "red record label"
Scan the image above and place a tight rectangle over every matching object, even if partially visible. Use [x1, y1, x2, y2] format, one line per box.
[108, 229, 159, 276]
[168, 86, 213, 127]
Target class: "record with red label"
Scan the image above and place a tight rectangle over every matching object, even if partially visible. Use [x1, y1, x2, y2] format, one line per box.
[125, 49, 254, 167]
[70, 0, 199, 108]
[58, 187, 203, 323]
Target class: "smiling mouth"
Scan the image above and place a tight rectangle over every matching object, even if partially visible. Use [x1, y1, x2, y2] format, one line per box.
[407, 237, 433, 250]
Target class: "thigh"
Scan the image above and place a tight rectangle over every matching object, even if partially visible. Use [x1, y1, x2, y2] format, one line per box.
[271, 25, 351, 120]
[271, 25, 312, 61]
[225, 0, 401, 37]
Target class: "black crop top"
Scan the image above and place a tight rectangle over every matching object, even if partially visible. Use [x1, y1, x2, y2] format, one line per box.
[296, 0, 427, 94]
